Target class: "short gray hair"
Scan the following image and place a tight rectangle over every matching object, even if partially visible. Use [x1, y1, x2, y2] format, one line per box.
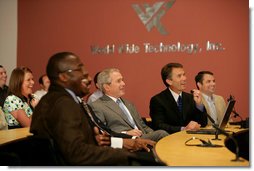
[97, 68, 120, 92]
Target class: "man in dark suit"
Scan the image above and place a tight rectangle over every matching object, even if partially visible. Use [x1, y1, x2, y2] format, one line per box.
[30, 52, 157, 165]
[90, 68, 168, 142]
[149, 63, 207, 134]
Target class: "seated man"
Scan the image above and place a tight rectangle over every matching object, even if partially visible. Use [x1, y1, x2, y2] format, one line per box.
[90, 68, 168, 142]
[0, 107, 8, 130]
[30, 52, 158, 166]
[149, 63, 207, 134]
[195, 71, 227, 125]
[0, 65, 8, 108]
[87, 71, 103, 104]
[34, 74, 50, 100]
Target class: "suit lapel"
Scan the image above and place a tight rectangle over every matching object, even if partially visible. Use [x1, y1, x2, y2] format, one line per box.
[213, 95, 224, 125]
[202, 96, 211, 114]
[201, 96, 213, 125]
[181, 93, 187, 122]
[101, 95, 136, 128]
[121, 99, 144, 131]
[166, 89, 184, 122]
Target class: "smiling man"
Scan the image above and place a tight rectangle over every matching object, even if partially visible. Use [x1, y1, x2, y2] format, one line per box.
[0, 65, 8, 108]
[195, 71, 226, 126]
[149, 63, 207, 134]
[30, 52, 160, 166]
[90, 68, 168, 142]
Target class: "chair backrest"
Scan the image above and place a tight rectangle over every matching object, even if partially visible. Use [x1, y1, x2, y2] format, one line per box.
[224, 129, 249, 161]
[0, 135, 66, 166]
[0, 107, 8, 130]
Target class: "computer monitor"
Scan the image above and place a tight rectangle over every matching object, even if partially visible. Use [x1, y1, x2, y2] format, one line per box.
[186, 97, 236, 134]
[218, 98, 236, 129]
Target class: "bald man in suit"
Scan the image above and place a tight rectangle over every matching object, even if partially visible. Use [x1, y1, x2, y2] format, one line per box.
[30, 52, 159, 166]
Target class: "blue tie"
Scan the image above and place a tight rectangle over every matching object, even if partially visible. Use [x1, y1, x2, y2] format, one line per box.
[177, 95, 182, 112]
[116, 99, 137, 128]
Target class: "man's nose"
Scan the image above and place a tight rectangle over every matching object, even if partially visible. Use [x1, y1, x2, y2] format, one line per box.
[182, 76, 187, 81]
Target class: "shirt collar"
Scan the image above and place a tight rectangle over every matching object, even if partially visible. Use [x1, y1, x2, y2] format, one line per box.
[168, 87, 182, 102]
[202, 93, 214, 102]
[65, 88, 80, 104]
[0, 85, 8, 91]
[106, 95, 119, 103]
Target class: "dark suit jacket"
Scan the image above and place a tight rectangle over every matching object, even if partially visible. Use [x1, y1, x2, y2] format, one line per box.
[0, 85, 8, 108]
[149, 88, 207, 134]
[30, 84, 132, 165]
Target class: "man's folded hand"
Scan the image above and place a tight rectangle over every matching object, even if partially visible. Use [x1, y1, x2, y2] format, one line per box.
[123, 138, 156, 152]
[94, 127, 111, 146]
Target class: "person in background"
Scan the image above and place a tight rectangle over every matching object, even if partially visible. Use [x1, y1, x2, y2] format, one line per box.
[90, 68, 168, 142]
[149, 63, 207, 134]
[87, 71, 103, 104]
[0, 65, 8, 108]
[195, 71, 226, 126]
[30, 52, 159, 166]
[0, 105, 8, 130]
[34, 74, 50, 100]
[3, 67, 38, 129]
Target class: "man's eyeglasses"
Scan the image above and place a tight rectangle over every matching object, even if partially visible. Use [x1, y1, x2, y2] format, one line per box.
[59, 66, 91, 84]
[82, 78, 91, 85]
[60, 67, 83, 73]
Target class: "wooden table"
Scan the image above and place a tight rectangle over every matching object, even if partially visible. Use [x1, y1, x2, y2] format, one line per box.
[155, 126, 249, 166]
[0, 127, 32, 144]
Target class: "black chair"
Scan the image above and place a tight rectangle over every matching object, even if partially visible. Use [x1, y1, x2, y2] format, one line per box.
[0, 135, 66, 166]
[141, 117, 153, 129]
[224, 129, 249, 161]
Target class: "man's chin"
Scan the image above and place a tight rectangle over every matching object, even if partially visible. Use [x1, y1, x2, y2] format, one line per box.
[83, 91, 90, 97]
[76, 90, 89, 98]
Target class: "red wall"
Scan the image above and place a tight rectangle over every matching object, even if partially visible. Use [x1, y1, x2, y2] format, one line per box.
[17, 0, 249, 119]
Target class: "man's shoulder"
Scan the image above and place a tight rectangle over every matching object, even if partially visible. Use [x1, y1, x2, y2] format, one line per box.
[90, 96, 105, 108]
[182, 91, 192, 97]
[150, 89, 173, 107]
[3, 85, 8, 91]
[213, 94, 226, 103]
[213, 94, 224, 99]
[182, 92, 195, 103]
[43, 89, 75, 105]
[151, 89, 168, 99]
[121, 97, 132, 103]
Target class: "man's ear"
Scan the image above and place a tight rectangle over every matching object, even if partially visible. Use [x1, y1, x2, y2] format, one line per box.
[103, 83, 110, 92]
[166, 78, 172, 86]
[58, 73, 69, 82]
[197, 82, 202, 89]
[40, 84, 44, 89]
[95, 83, 99, 89]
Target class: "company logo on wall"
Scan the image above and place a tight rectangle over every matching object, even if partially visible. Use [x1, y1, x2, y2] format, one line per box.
[132, 0, 176, 35]
[91, 0, 225, 55]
